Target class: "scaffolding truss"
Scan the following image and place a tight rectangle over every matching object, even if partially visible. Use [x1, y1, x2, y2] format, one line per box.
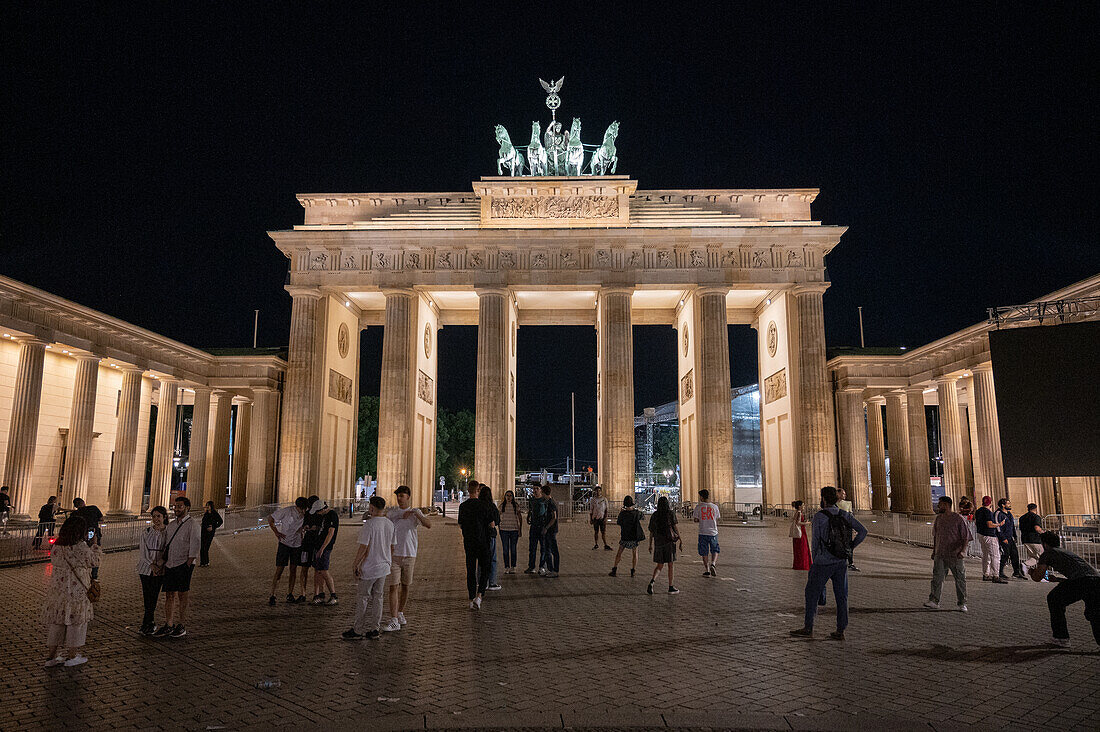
[987, 295, 1100, 327]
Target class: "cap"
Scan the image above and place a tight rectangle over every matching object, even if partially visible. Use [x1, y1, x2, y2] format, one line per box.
[309, 499, 328, 514]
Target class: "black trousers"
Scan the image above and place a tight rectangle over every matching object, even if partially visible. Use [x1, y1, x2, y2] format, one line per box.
[200, 529, 215, 565]
[1048, 576, 1100, 644]
[32, 521, 55, 549]
[463, 541, 490, 600]
[999, 539, 1021, 576]
[527, 530, 545, 571]
[140, 573, 163, 627]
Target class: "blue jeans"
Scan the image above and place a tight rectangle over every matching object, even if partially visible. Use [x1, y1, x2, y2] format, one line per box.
[541, 531, 560, 573]
[500, 530, 519, 568]
[804, 560, 849, 632]
[488, 535, 498, 585]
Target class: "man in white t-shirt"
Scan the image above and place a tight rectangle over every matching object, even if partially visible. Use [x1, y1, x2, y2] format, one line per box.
[266, 497, 309, 606]
[692, 489, 721, 577]
[381, 485, 432, 632]
[343, 496, 396, 641]
[589, 486, 611, 551]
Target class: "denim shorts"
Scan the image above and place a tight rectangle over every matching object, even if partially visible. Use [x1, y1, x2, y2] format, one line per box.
[697, 534, 720, 556]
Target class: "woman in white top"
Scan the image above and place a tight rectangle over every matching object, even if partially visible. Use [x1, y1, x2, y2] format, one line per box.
[137, 505, 168, 635]
[42, 514, 100, 667]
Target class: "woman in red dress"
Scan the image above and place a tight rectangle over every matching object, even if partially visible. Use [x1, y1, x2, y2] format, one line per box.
[790, 500, 811, 570]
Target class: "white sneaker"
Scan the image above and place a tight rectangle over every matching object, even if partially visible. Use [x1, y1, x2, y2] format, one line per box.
[44, 657, 65, 668]
[923, 601, 939, 610]
[1048, 636, 1070, 648]
[64, 655, 87, 667]
[397, 612, 407, 625]
[957, 605, 968, 613]
[382, 617, 401, 632]
[468, 600, 476, 610]
[487, 584, 502, 591]
[473, 596, 482, 610]
[537, 567, 547, 576]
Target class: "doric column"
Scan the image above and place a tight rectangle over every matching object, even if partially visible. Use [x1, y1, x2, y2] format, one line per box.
[188, 386, 212, 503]
[247, 387, 278, 505]
[230, 398, 252, 507]
[148, 379, 179, 510]
[1083, 476, 1100, 516]
[108, 367, 144, 515]
[836, 389, 870, 511]
[884, 391, 911, 513]
[962, 376, 984, 496]
[866, 397, 889, 511]
[935, 376, 967, 503]
[597, 287, 636, 501]
[62, 355, 101, 503]
[905, 386, 933, 515]
[971, 363, 1006, 499]
[205, 391, 232, 507]
[377, 290, 416, 493]
[792, 285, 836, 504]
[277, 288, 325, 501]
[695, 287, 735, 503]
[474, 288, 511, 493]
[2, 338, 47, 518]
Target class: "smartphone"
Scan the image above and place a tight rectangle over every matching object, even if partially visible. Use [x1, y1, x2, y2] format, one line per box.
[86, 529, 95, 540]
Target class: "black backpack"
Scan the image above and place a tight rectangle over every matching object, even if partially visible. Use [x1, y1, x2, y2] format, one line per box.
[821, 510, 853, 561]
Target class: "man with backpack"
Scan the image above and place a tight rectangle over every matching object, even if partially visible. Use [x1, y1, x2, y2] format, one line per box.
[790, 486, 867, 641]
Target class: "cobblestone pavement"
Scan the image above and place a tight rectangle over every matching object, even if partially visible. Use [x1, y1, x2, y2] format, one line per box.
[1, 516, 1097, 731]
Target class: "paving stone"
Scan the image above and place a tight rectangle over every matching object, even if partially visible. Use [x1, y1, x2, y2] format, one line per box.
[1, 519, 1098, 728]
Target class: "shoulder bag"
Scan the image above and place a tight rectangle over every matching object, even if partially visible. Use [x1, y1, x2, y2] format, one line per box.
[63, 549, 101, 603]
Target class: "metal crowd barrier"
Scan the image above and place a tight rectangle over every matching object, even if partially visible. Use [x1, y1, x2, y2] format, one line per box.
[1041, 514, 1100, 569]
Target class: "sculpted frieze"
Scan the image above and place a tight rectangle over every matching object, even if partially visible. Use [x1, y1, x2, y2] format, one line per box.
[499, 251, 516, 269]
[690, 250, 705, 268]
[437, 251, 453, 269]
[309, 252, 328, 270]
[489, 195, 619, 219]
[752, 250, 770, 268]
[406, 251, 421, 269]
[658, 251, 673, 268]
[786, 250, 804, 267]
[595, 249, 610, 266]
[468, 251, 484, 269]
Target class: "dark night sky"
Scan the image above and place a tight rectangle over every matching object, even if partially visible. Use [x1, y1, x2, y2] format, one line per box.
[3, 6, 1097, 469]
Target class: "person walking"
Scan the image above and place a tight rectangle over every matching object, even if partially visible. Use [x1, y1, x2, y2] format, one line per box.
[975, 496, 1008, 583]
[539, 485, 560, 577]
[136, 505, 168, 635]
[923, 496, 969, 612]
[790, 486, 868, 640]
[646, 495, 682, 595]
[199, 501, 222, 567]
[458, 480, 491, 609]
[1020, 503, 1045, 571]
[790, 500, 811, 571]
[481, 485, 503, 591]
[692, 488, 721, 577]
[590, 485, 611, 550]
[958, 496, 981, 559]
[996, 498, 1025, 579]
[609, 495, 645, 577]
[836, 488, 860, 572]
[343, 496, 396, 641]
[524, 484, 549, 575]
[498, 490, 523, 575]
[309, 499, 340, 605]
[157, 497, 201, 638]
[33, 496, 59, 549]
[42, 515, 100, 667]
[382, 486, 431, 630]
[0, 485, 11, 534]
[1028, 532, 1100, 648]
[266, 496, 309, 605]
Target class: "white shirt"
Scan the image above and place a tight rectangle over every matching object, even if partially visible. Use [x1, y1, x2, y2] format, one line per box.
[387, 506, 424, 557]
[693, 502, 721, 536]
[357, 516, 396, 580]
[836, 499, 854, 514]
[589, 495, 608, 520]
[271, 506, 305, 548]
[164, 515, 201, 568]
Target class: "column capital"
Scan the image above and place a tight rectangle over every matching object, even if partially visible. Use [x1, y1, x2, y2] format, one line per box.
[789, 283, 831, 297]
[70, 353, 103, 364]
[839, 386, 865, 395]
[14, 337, 50, 348]
[474, 286, 511, 298]
[380, 287, 417, 299]
[933, 374, 960, 386]
[285, 285, 324, 299]
[694, 285, 730, 298]
[190, 384, 214, 395]
[865, 395, 887, 405]
[904, 384, 929, 398]
[972, 362, 994, 374]
[599, 285, 635, 297]
[117, 364, 144, 374]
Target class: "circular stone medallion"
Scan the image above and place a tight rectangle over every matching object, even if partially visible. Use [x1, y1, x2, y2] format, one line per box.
[337, 323, 350, 359]
[767, 321, 778, 358]
[424, 323, 432, 359]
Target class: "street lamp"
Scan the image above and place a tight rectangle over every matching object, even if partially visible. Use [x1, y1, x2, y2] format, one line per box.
[460, 468, 468, 495]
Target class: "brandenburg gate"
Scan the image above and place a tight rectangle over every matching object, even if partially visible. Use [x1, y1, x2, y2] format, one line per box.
[270, 174, 846, 508]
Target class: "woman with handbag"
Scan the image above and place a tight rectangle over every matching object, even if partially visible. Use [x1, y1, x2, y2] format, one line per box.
[646, 496, 682, 595]
[790, 500, 811, 570]
[137, 506, 169, 636]
[42, 514, 100, 667]
[609, 494, 645, 577]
